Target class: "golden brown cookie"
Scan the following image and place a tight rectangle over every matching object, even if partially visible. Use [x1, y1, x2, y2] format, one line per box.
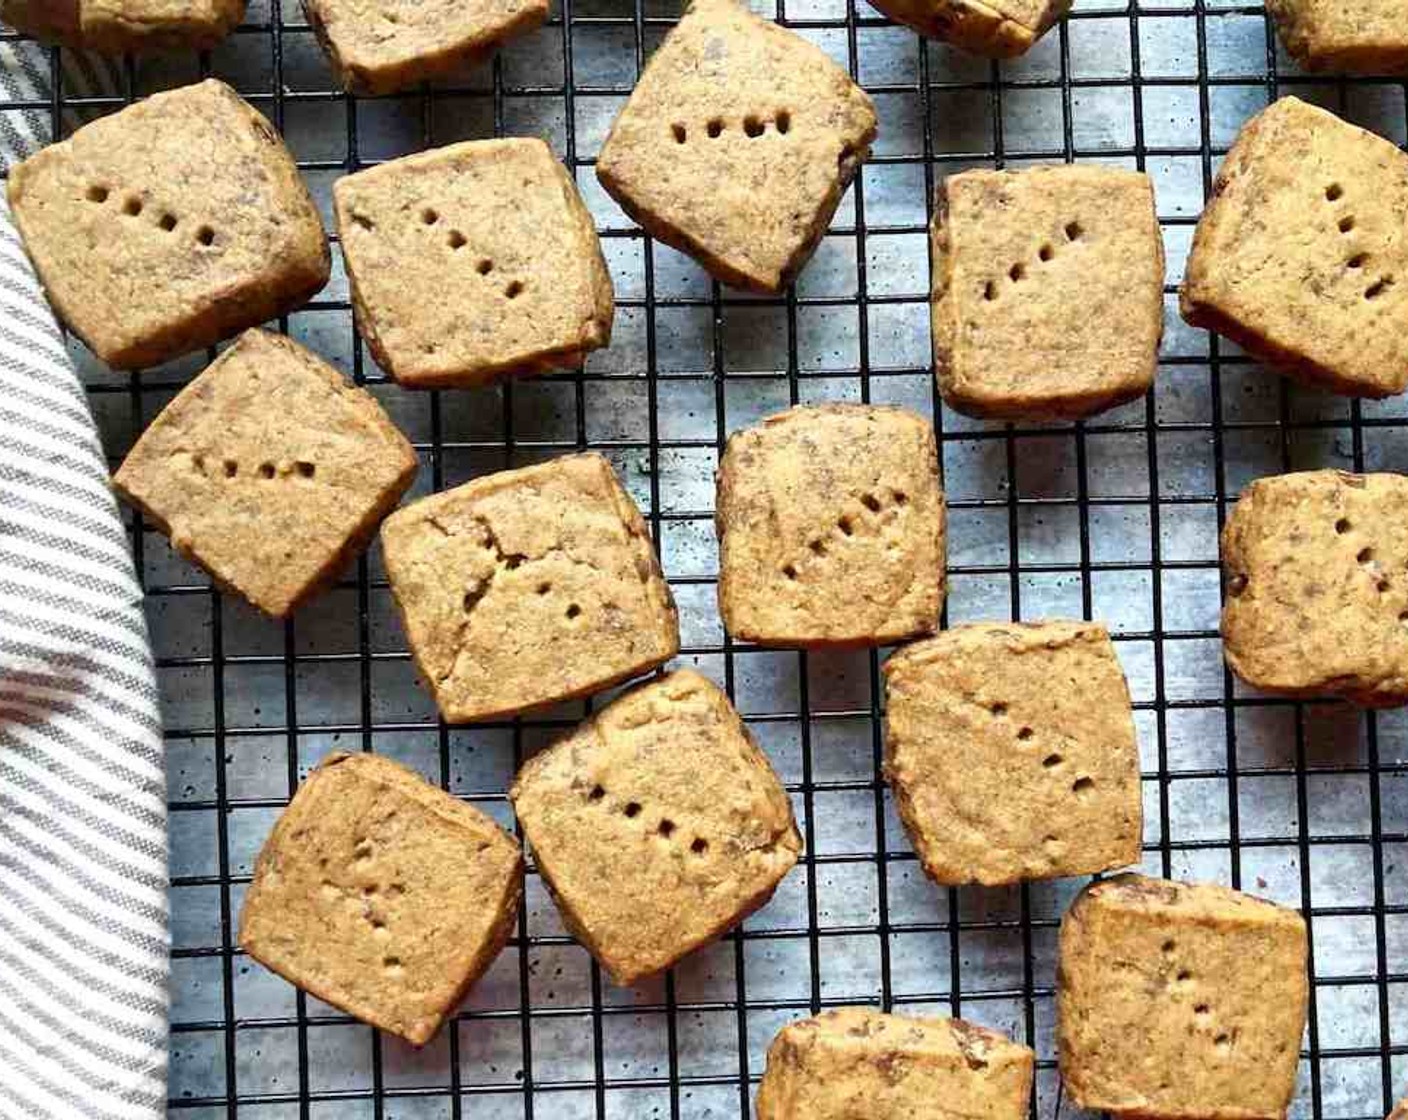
[6, 79, 328, 371]
[866, 0, 1067, 57]
[595, 0, 876, 294]
[716, 404, 945, 648]
[2, 0, 244, 51]
[1058, 874, 1308, 1120]
[1221, 469, 1408, 706]
[334, 138, 613, 389]
[1181, 97, 1408, 398]
[756, 1007, 1034, 1120]
[112, 329, 416, 618]
[1267, 0, 1408, 74]
[380, 452, 679, 723]
[932, 165, 1164, 420]
[509, 669, 798, 985]
[304, 0, 548, 95]
[238, 751, 523, 1046]
[883, 621, 1141, 886]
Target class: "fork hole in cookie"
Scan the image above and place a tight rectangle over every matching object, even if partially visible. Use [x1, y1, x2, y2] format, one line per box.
[1009, 262, 1026, 282]
[122, 195, 143, 217]
[672, 123, 687, 144]
[690, 837, 708, 855]
[782, 563, 798, 580]
[223, 459, 238, 478]
[1017, 726, 1033, 741]
[1038, 244, 1054, 262]
[1379, 577, 1392, 593]
[1339, 215, 1355, 234]
[624, 801, 641, 819]
[706, 118, 723, 138]
[861, 493, 881, 512]
[1043, 753, 1062, 768]
[1072, 776, 1095, 797]
[1162, 939, 1176, 954]
[588, 785, 606, 801]
[1348, 253, 1368, 270]
[196, 225, 216, 246]
[1176, 968, 1193, 982]
[744, 115, 764, 138]
[421, 207, 439, 226]
[565, 603, 582, 620]
[158, 212, 178, 232]
[809, 539, 826, 556]
[505, 280, 524, 299]
[1326, 183, 1343, 201]
[838, 515, 854, 536]
[448, 229, 466, 250]
[990, 701, 1008, 717]
[1358, 547, 1375, 565]
[893, 490, 908, 506]
[1366, 277, 1395, 300]
[658, 819, 676, 838]
[536, 581, 551, 595]
[1064, 220, 1083, 241]
[776, 109, 791, 134]
[477, 258, 494, 275]
[1194, 1003, 1211, 1017]
[295, 461, 315, 479]
[258, 462, 276, 480]
[983, 280, 998, 301]
[85, 183, 109, 203]
[1335, 517, 1352, 534]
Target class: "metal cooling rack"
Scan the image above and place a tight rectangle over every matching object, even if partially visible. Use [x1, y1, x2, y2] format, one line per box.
[3, 0, 1408, 1115]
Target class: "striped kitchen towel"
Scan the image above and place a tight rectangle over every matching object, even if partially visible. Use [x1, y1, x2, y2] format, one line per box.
[0, 159, 169, 1120]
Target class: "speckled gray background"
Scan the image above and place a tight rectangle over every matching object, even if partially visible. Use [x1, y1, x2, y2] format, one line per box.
[3, 0, 1407, 1114]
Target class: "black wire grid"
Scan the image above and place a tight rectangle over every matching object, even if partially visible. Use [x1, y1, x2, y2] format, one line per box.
[3, 0, 1408, 1115]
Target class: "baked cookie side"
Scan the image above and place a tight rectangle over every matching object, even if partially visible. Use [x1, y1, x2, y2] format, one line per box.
[1266, 0, 1408, 74]
[2, 0, 245, 51]
[595, 0, 876, 293]
[510, 669, 799, 984]
[1180, 96, 1408, 398]
[1220, 469, 1408, 705]
[716, 403, 945, 647]
[304, 0, 549, 95]
[755, 1007, 1033, 1120]
[6, 79, 329, 369]
[238, 752, 524, 1046]
[1057, 874, 1307, 1119]
[883, 620, 1141, 886]
[866, 0, 1068, 57]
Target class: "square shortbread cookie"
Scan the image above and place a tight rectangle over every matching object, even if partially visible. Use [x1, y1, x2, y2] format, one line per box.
[716, 404, 945, 648]
[1221, 469, 1408, 706]
[305, 0, 548, 95]
[756, 1007, 1034, 1120]
[932, 165, 1164, 420]
[112, 329, 417, 618]
[239, 752, 523, 1046]
[866, 0, 1068, 57]
[335, 138, 613, 388]
[883, 621, 1142, 886]
[7, 79, 329, 370]
[1058, 874, 1308, 1120]
[1182, 96, 1408, 397]
[509, 669, 799, 985]
[595, 0, 876, 294]
[1, 0, 244, 51]
[380, 452, 679, 722]
[1267, 0, 1408, 74]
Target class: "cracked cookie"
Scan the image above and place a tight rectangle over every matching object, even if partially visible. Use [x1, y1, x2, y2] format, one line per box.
[1267, 0, 1408, 74]
[867, 0, 1068, 57]
[113, 329, 417, 618]
[756, 1007, 1034, 1120]
[932, 165, 1164, 420]
[883, 621, 1141, 886]
[595, 0, 877, 294]
[305, 0, 547, 95]
[7, 79, 329, 370]
[1058, 874, 1308, 1120]
[334, 138, 613, 388]
[1, 0, 244, 52]
[380, 452, 679, 722]
[715, 403, 944, 647]
[1182, 97, 1408, 397]
[1221, 469, 1408, 706]
[239, 751, 523, 1046]
[509, 669, 798, 984]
